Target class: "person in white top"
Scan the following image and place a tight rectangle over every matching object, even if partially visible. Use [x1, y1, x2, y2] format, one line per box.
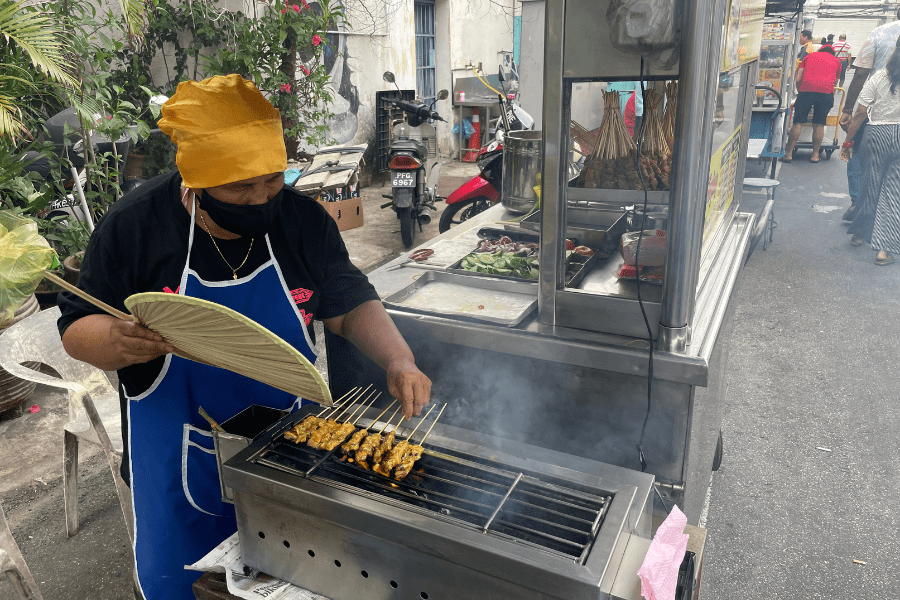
[842, 37, 900, 265]
[832, 34, 851, 87]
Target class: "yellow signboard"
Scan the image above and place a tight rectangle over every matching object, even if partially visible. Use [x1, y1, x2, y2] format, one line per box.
[722, 0, 766, 70]
[704, 126, 742, 247]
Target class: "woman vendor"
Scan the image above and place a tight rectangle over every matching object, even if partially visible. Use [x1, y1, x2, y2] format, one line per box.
[56, 74, 432, 599]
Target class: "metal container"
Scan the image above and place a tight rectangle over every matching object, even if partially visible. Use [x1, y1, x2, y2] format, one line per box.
[502, 130, 543, 213]
[212, 404, 287, 503]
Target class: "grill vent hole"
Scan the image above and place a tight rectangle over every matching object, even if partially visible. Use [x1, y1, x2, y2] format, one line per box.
[361, 571, 369, 578]
[283, 541, 290, 548]
[421, 593, 429, 599]
[258, 532, 265, 539]
[308, 550, 315, 557]
[390, 581, 398, 589]
[334, 560, 341, 568]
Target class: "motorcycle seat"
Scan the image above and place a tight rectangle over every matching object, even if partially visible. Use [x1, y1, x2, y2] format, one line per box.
[392, 139, 428, 158]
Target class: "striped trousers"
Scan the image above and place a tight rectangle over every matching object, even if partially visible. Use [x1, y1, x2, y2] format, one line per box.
[848, 123, 900, 254]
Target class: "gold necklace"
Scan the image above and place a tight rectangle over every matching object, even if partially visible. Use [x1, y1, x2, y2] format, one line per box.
[197, 207, 254, 280]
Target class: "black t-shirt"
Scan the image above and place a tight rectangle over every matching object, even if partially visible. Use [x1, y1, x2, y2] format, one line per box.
[57, 168, 378, 416]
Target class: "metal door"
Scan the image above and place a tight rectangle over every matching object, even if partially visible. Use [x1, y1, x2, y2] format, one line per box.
[415, 0, 436, 105]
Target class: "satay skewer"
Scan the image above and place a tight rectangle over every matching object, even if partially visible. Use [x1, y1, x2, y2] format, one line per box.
[292, 386, 366, 443]
[394, 403, 447, 481]
[284, 387, 360, 442]
[370, 410, 404, 466]
[342, 399, 397, 455]
[355, 405, 402, 465]
[306, 386, 371, 448]
[376, 404, 437, 476]
[321, 391, 381, 451]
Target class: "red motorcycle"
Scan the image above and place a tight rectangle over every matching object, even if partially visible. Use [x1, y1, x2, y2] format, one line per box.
[438, 141, 503, 233]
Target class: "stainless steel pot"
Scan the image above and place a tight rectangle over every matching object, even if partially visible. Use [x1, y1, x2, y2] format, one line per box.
[501, 130, 542, 214]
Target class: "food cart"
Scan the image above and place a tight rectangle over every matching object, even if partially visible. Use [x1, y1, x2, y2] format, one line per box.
[216, 0, 767, 597]
[748, 16, 800, 175]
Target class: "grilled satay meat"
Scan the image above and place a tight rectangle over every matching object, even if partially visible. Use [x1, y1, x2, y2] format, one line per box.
[322, 422, 357, 451]
[285, 416, 324, 443]
[393, 445, 425, 480]
[380, 440, 410, 473]
[355, 432, 381, 463]
[306, 420, 339, 449]
[372, 431, 395, 465]
[341, 428, 368, 454]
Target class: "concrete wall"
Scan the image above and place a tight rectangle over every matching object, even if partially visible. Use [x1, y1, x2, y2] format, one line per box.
[144, 0, 516, 163]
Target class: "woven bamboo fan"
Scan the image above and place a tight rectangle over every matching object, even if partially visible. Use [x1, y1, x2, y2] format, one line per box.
[124, 292, 332, 406]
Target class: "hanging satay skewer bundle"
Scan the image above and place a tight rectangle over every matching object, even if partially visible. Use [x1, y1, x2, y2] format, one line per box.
[637, 88, 671, 191]
[577, 90, 640, 189]
[662, 81, 678, 153]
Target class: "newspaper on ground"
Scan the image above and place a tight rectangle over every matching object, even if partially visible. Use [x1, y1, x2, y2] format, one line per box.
[186, 532, 331, 600]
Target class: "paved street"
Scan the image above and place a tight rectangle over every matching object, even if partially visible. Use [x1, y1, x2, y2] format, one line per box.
[3, 143, 900, 598]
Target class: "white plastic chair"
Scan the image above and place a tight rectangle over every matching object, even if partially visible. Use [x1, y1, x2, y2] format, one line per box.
[0, 500, 43, 600]
[0, 307, 133, 543]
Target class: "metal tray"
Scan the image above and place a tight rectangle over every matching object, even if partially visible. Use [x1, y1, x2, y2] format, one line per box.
[382, 270, 537, 327]
[519, 208, 629, 255]
[446, 242, 603, 287]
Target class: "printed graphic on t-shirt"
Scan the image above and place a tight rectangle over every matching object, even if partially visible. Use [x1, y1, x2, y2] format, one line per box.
[163, 286, 180, 294]
[299, 309, 313, 325]
[291, 288, 313, 304]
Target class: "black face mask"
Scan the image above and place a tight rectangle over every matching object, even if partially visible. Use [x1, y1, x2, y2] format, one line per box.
[197, 189, 284, 238]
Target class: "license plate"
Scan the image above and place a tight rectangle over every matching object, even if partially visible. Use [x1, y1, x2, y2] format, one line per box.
[392, 172, 416, 187]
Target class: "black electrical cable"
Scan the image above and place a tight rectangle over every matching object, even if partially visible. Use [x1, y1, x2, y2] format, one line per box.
[634, 56, 655, 474]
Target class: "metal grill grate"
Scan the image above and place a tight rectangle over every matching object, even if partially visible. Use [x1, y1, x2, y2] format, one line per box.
[253, 420, 612, 563]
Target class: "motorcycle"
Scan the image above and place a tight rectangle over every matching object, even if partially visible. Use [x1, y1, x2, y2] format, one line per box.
[438, 64, 534, 233]
[381, 71, 449, 248]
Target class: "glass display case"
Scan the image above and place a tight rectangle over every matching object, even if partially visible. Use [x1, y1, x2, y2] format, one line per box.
[756, 40, 794, 108]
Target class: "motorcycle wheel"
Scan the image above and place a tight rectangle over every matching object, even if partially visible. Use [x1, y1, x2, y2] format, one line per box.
[399, 206, 416, 248]
[438, 196, 494, 233]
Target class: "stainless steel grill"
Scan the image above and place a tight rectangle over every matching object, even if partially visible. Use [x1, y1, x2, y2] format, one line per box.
[224, 404, 655, 600]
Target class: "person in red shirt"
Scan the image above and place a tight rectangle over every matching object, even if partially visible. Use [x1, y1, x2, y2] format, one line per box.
[782, 45, 843, 163]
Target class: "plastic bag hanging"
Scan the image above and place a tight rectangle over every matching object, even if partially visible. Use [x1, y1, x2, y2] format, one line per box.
[0, 211, 58, 327]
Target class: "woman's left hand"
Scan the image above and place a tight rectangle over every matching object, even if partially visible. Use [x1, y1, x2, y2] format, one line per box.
[386, 358, 432, 419]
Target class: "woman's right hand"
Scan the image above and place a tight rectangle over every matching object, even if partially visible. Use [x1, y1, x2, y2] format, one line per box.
[840, 146, 851, 162]
[108, 319, 176, 366]
[62, 314, 176, 372]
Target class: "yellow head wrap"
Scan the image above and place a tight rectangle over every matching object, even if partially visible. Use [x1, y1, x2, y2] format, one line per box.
[158, 74, 287, 189]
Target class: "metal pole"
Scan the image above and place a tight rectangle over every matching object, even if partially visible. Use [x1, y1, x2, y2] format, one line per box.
[658, 0, 719, 353]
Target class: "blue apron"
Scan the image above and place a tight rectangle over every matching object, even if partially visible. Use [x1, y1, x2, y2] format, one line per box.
[126, 201, 316, 599]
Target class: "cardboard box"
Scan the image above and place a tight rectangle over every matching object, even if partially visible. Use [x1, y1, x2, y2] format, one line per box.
[317, 196, 364, 231]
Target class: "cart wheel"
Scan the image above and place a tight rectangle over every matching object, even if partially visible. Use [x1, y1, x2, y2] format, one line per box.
[712, 430, 724, 471]
[825, 149, 834, 160]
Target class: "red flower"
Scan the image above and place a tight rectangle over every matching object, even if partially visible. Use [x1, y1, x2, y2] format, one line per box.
[301, 0, 309, 7]
[300, 65, 310, 76]
[292, 4, 300, 12]
[280, 83, 292, 93]
[280, 7, 287, 12]
[312, 34, 322, 46]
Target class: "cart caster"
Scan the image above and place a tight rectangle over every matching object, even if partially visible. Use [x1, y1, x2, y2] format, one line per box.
[712, 430, 723, 471]
[825, 149, 834, 160]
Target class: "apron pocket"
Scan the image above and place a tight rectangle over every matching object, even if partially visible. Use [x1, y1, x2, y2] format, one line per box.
[182, 425, 224, 516]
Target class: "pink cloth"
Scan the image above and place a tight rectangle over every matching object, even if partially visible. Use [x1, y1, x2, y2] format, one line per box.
[638, 505, 689, 600]
[624, 92, 636, 137]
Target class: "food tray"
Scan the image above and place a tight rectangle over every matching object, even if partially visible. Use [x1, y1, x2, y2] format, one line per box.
[446, 244, 602, 287]
[519, 209, 630, 255]
[382, 271, 537, 327]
